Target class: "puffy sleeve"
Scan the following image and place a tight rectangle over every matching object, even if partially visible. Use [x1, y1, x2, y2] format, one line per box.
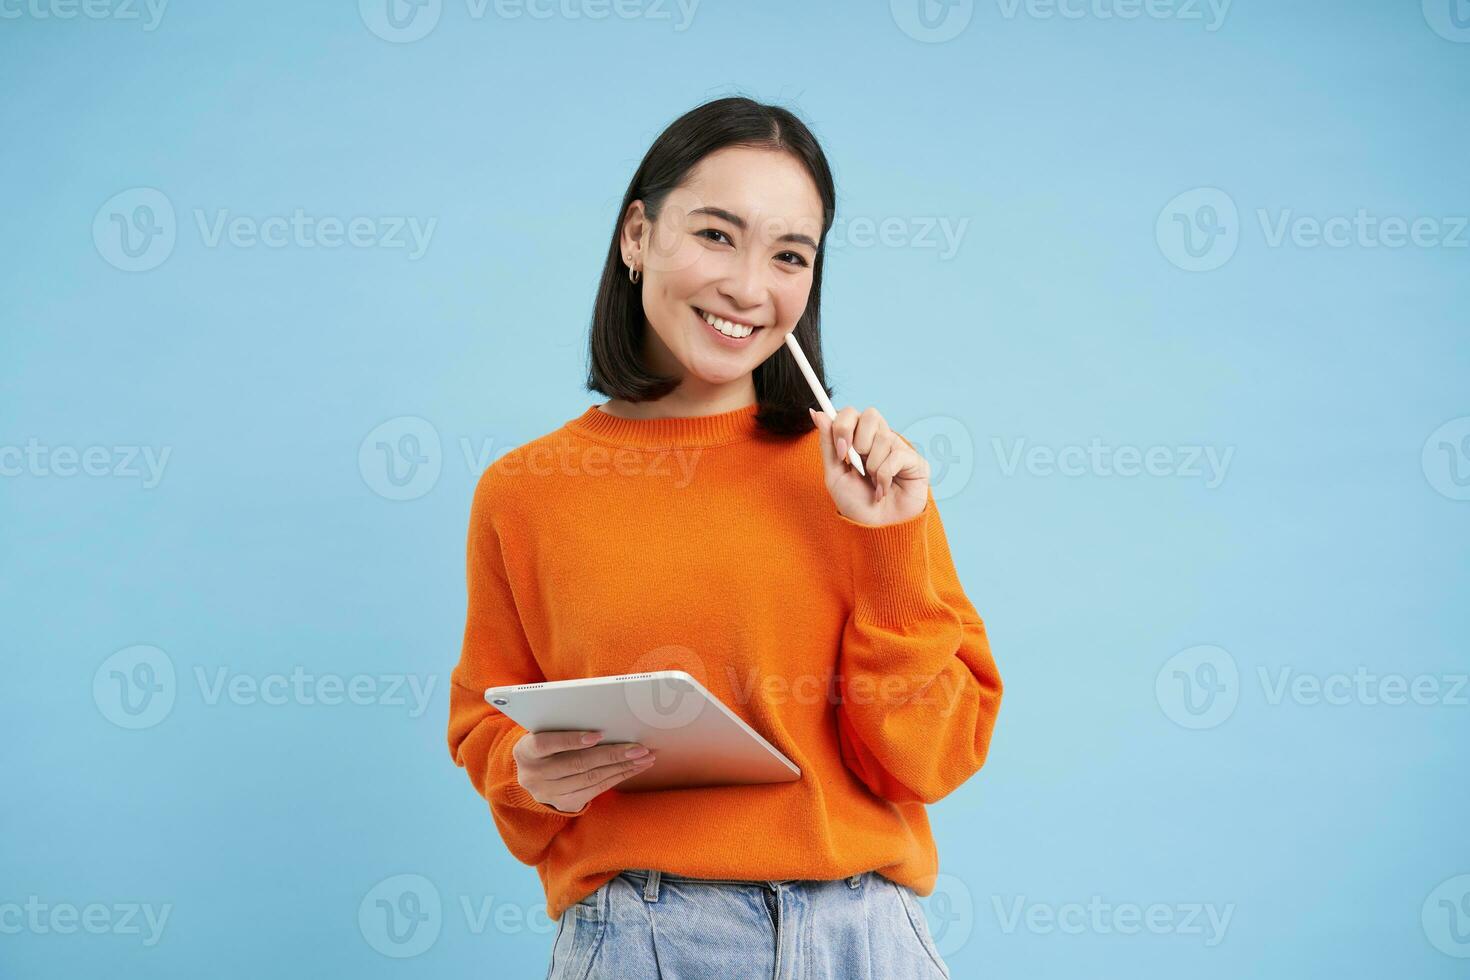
[447, 467, 588, 867]
[833, 487, 1003, 805]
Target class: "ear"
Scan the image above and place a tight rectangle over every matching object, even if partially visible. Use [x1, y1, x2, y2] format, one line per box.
[620, 200, 647, 258]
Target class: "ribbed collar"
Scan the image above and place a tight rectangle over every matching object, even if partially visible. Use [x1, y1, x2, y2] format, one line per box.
[565, 401, 763, 449]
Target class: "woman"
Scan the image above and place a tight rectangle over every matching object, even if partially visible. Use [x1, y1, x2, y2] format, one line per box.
[447, 96, 1002, 979]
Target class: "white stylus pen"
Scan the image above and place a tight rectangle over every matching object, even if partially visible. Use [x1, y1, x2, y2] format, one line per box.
[783, 331, 867, 476]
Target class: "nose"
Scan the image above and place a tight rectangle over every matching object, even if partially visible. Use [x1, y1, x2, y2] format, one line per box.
[716, 252, 767, 314]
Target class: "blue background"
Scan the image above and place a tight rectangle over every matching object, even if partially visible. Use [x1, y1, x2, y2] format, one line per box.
[2, 1, 1467, 976]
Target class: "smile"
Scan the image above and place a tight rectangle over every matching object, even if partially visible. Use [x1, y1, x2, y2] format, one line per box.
[693, 306, 765, 345]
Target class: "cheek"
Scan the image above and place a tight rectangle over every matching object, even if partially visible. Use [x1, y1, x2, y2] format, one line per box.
[774, 277, 814, 329]
[646, 230, 709, 288]
[652, 257, 712, 316]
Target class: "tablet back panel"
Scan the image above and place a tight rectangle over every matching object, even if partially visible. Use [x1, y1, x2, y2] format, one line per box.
[485, 670, 800, 791]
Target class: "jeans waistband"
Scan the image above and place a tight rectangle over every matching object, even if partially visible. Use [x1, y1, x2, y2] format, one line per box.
[619, 868, 868, 903]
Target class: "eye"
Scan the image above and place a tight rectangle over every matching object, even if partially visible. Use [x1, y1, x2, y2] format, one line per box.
[698, 228, 809, 268]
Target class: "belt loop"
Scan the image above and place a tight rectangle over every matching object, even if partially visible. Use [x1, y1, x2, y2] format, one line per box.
[846, 873, 863, 889]
[642, 869, 662, 903]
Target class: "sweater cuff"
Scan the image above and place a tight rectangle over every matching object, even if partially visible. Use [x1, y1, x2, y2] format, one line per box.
[836, 490, 946, 625]
[491, 725, 591, 818]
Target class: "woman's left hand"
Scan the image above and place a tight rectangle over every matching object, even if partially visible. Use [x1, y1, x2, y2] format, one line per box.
[809, 405, 930, 527]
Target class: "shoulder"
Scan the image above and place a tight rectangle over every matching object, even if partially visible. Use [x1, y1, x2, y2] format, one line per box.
[469, 419, 580, 520]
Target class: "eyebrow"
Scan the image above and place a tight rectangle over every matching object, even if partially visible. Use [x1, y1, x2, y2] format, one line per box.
[689, 206, 819, 251]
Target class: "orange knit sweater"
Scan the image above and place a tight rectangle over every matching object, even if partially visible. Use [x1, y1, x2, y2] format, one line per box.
[447, 401, 1002, 922]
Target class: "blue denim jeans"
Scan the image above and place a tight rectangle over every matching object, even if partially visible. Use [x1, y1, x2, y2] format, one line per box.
[545, 868, 951, 980]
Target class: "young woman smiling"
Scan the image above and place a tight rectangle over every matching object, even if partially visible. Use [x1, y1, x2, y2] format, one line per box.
[448, 96, 1002, 979]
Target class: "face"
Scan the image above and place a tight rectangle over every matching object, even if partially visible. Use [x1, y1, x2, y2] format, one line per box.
[619, 146, 824, 392]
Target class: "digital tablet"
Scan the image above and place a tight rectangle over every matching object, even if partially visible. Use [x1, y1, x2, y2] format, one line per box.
[484, 670, 801, 792]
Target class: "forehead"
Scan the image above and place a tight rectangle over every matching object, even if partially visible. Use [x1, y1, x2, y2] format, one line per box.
[677, 146, 824, 238]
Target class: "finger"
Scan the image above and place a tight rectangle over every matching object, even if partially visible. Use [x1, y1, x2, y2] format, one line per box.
[542, 742, 650, 781]
[864, 432, 898, 498]
[832, 406, 860, 465]
[808, 406, 832, 455]
[520, 730, 603, 761]
[874, 445, 916, 497]
[808, 407, 844, 474]
[549, 760, 651, 813]
[545, 754, 656, 800]
[850, 406, 887, 460]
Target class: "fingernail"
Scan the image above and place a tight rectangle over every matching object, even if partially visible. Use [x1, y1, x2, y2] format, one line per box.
[625, 746, 649, 758]
[808, 407, 816, 419]
[837, 438, 847, 457]
[582, 732, 603, 744]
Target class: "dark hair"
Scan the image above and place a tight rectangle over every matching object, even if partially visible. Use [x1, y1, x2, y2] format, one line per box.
[585, 96, 838, 438]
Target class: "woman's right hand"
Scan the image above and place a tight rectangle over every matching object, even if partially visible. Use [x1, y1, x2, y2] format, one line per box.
[512, 730, 657, 814]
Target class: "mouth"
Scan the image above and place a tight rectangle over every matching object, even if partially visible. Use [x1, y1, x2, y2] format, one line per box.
[692, 306, 765, 348]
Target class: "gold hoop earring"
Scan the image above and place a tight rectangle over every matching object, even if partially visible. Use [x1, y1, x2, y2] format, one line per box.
[628, 264, 640, 285]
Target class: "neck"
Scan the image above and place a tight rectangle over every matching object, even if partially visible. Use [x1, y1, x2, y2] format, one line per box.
[599, 380, 757, 420]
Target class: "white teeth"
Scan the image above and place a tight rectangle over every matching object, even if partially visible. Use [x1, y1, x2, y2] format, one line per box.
[700, 309, 755, 339]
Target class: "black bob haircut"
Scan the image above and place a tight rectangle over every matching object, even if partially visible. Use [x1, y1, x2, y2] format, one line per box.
[585, 96, 838, 438]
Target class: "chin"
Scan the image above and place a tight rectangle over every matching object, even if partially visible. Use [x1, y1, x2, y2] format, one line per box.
[683, 364, 749, 386]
